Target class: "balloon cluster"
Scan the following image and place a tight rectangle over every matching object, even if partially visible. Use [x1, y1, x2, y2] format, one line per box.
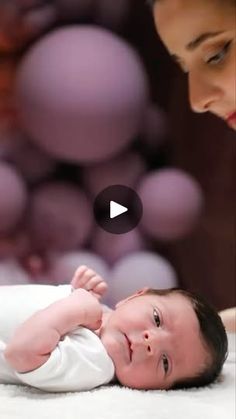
[0, 1, 205, 301]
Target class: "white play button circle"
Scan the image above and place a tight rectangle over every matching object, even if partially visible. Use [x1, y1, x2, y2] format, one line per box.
[110, 201, 128, 219]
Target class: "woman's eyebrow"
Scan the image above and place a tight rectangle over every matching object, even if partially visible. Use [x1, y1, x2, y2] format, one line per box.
[170, 31, 225, 63]
[186, 31, 225, 51]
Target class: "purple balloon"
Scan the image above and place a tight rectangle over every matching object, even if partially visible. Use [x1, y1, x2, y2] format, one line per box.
[91, 227, 146, 265]
[15, 26, 149, 163]
[82, 151, 146, 197]
[138, 168, 204, 241]
[28, 182, 93, 251]
[104, 251, 177, 307]
[0, 162, 28, 234]
[0, 230, 30, 259]
[7, 137, 56, 183]
[47, 250, 110, 285]
[142, 104, 168, 151]
[0, 259, 30, 285]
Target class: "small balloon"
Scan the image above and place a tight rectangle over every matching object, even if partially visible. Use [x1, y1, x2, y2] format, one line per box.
[104, 251, 177, 307]
[47, 250, 110, 285]
[91, 227, 147, 265]
[142, 104, 168, 151]
[0, 259, 30, 285]
[29, 182, 93, 251]
[82, 151, 146, 197]
[7, 137, 56, 183]
[0, 162, 28, 234]
[138, 168, 204, 241]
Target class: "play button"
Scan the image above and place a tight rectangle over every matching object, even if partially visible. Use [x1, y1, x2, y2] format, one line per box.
[110, 201, 128, 219]
[93, 185, 143, 234]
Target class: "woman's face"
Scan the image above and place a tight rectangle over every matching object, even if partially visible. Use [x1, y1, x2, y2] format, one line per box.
[153, 0, 236, 130]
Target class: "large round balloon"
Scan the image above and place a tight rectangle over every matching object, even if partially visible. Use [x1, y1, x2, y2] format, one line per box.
[138, 168, 204, 240]
[0, 162, 28, 234]
[28, 181, 93, 251]
[91, 227, 146, 265]
[15, 26, 149, 163]
[104, 251, 177, 307]
[82, 151, 146, 197]
[47, 250, 110, 285]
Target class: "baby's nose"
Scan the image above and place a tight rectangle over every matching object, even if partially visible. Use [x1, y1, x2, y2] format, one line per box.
[142, 330, 156, 355]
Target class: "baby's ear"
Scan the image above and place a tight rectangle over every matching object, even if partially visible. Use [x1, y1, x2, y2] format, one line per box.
[115, 287, 149, 308]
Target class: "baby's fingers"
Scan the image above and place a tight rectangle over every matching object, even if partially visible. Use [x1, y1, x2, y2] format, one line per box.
[71, 265, 89, 288]
[92, 281, 108, 296]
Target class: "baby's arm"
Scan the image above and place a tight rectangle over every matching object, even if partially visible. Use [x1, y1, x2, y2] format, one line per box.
[4, 288, 102, 373]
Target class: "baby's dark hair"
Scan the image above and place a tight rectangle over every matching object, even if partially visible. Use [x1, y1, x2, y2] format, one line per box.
[144, 287, 228, 389]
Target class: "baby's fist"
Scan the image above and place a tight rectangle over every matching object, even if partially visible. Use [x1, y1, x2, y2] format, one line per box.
[70, 288, 103, 331]
[71, 265, 108, 299]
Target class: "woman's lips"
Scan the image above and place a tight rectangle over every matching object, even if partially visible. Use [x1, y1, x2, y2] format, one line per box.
[226, 112, 236, 129]
[124, 334, 132, 361]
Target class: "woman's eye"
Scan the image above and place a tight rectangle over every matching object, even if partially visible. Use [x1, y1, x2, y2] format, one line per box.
[153, 308, 161, 327]
[206, 41, 231, 65]
[162, 355, 169, 374]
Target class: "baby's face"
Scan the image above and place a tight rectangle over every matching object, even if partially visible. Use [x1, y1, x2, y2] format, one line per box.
[99, 292, 209, 389]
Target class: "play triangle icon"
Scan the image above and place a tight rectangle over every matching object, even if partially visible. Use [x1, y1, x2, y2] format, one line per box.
[110, 200, 128, 219]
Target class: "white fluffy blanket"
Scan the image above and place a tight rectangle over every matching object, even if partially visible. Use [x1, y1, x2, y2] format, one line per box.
[0, 360, 235, 419]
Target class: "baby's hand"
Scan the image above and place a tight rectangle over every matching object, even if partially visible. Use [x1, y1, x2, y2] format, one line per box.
[71, 265, 108, 300]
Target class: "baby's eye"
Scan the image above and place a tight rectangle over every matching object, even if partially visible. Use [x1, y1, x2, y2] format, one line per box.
[162, 354, 169, 374]
[153, 308, 161, 327]
[206, 41, 232, 65]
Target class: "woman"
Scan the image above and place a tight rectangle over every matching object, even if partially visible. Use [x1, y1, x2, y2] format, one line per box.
[149, 0, 236, 130]
[148, 0, 236, 333]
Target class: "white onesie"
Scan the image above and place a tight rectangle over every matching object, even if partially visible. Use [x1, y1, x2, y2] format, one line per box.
[0, 284, 115, 392]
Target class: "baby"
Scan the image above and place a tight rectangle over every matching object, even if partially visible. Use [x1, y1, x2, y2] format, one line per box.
[1, 266, 228, 392]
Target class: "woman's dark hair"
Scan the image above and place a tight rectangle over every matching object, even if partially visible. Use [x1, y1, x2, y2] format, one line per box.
[147, 0, 236, 7]
[144, 287, 228, 389]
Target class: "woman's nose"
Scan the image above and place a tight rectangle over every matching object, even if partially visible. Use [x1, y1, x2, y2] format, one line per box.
[188, 71, 221, 114]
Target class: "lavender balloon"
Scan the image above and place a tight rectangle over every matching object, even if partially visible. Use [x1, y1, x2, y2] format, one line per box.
[82, 151, 146, 197]
[15, 26, 149, 163]
[104, 251, 177, 307]
[7, 138, 56, 183]
[91, 227, 146, 265]
[142, 104, 168, 151]
[138, 168, 204, 241]
[29, 182, 93, 251]
[0, 162, 28, 234]
[47, 250, 110, 285]
[0, 259, 30, 286]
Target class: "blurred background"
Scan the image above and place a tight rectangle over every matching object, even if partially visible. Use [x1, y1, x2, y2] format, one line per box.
[0, 0, 235, 309]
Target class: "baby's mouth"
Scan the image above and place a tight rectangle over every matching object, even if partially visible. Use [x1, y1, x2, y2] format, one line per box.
[124, 334, 132, 361]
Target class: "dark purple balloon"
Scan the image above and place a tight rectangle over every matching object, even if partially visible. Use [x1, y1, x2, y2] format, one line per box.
[29, 181, 93, 251]
[0, 162, 28, 234]
[82, 151, 146, 197]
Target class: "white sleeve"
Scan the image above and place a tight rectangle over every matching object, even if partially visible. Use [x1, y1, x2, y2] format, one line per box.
[14, 328, 115, 392]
